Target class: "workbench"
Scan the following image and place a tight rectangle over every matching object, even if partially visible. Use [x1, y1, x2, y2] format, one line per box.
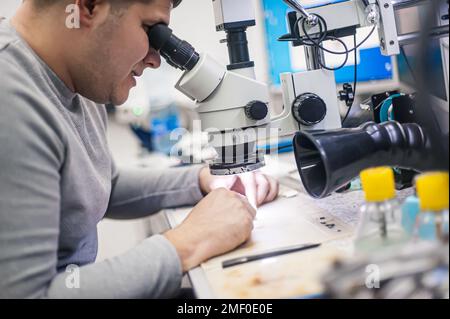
[161, 153, 413, 298]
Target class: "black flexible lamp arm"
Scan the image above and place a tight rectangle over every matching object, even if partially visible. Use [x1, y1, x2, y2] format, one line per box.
[294, 121, 445, 198]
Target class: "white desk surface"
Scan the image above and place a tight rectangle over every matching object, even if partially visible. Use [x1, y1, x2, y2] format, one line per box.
[164, 153, 413, 299]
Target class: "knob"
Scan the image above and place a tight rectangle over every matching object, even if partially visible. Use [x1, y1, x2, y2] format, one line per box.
[292, 93, 327, 126]
[338, 83, 354, 107]
[245, 101, 268, 121]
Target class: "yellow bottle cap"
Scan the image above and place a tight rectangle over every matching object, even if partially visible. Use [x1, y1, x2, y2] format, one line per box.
[416, 172, 449, 212]
[360, 167, 396, 202]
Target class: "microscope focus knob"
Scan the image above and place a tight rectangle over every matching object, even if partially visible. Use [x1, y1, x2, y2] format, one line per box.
[292, 93, 327, 126]
[245, 101, 269, 121]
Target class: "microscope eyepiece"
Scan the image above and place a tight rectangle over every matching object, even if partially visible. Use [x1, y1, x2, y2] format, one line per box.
[147, 24, 200, 71]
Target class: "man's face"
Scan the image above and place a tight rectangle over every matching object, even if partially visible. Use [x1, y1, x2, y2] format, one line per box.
[74, 0, 172, 105]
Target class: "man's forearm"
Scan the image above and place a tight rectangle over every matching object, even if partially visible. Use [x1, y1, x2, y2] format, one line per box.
[106, 166, 205, 220]
[44, 235, 183, 299]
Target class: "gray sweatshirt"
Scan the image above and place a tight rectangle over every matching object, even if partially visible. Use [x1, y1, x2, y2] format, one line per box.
[0, 18, 204, 299]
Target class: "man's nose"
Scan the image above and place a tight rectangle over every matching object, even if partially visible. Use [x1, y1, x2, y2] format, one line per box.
[144, 47, 161, 69]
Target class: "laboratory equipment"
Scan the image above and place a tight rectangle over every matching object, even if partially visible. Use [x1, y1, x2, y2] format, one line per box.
[147, 0, 448, 197]
[263, 0, 394, 86]
[354, 167, 408, 253]
[414, 172, 449, 242]
[322, 240, 449, 298]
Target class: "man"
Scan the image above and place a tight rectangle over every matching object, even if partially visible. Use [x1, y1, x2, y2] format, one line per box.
[0, 0, 279, 298]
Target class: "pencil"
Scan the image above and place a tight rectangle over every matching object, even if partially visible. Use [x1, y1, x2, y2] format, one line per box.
[222, 243, 322, 268]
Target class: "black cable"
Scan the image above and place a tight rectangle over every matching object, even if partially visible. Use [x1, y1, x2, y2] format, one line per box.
[342, 32, 359, 125]
[293, 14, 377, 72]
[400, 46, 417, 83]
[297, 15, 377, 55]
[295, 15, 328, 46]
[294, 16, 348, 70]
[306, 24, 377, 56]
[292, 12, 376, 124]
[317, 37, 350, 71]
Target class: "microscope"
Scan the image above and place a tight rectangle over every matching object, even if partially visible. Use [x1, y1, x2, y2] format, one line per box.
[148, 0, 271, 176]
[148, 0, 449, 197]
[147, 0, 346, 175]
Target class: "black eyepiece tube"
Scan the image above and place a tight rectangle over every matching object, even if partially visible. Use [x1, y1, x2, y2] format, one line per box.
[147, 24, 200, 71]
[226, 28, 251, 65]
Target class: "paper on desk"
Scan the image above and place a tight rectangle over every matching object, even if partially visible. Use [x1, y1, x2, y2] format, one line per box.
[199, 190, 355, 298]
[205, 244, 349, 299]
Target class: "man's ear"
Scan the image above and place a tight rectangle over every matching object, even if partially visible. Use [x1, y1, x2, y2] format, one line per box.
[75, 0, 111, 29]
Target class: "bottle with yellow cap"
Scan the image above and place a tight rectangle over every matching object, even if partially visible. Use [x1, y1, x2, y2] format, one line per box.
[355, 167, 408, 253]
[414, 172, 449, 243]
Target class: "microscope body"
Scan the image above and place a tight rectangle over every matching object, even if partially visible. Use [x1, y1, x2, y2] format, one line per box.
[169, 0, 273, 175]
[175, 52, 271, 175]
[174, 54, 271, 137]
[279, 69, 342, 133]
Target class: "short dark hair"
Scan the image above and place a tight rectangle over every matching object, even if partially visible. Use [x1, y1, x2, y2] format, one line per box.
[31, 0, 57, 8]
[31, 0, 182, 9]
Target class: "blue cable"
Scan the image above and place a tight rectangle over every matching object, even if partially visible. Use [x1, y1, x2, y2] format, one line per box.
[258, 139, 294, 154]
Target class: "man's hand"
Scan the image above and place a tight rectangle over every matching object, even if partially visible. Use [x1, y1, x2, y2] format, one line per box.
[199, 167, 279, 208]
[164, 188, 256, 272]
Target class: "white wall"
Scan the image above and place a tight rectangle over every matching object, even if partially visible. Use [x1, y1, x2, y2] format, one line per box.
[0, 0, 20, 18]
[170, 0, 270, 84]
